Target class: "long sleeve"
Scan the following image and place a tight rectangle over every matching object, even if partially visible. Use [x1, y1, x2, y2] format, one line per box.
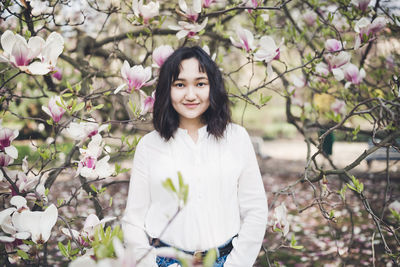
[121, 138, 158, 267]
[224, 128, 269, 267]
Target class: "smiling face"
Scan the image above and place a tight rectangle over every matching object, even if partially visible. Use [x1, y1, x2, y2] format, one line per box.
[170, 57, 210, 129]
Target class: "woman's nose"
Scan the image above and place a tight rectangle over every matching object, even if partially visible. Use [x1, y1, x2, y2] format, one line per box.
[185, 86, 196, 100]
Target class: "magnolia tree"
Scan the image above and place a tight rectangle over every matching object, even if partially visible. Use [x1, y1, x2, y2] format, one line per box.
[0, 0, 399, 266]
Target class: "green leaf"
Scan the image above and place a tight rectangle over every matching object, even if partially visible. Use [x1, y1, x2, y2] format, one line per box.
[162, 178, 177, 193]
[58, 242, 68, 258]
[90, 184, 98, 193]
[203, 248, 217, 267]
[74, 102, 85, 112]
[46, 119, 53, 125]
[57, 198, 64, 206]
[93, 104, 104, 110]
[63, 93, 73, 98]
[109, 197, 113, 207]
[24, 30, 31, 39]
[17, 249, 30, 260]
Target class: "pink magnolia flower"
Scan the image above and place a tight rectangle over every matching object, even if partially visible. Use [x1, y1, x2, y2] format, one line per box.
[115, 60, 153, 94]
[169, 18, 208, 40]
[202, 0, 217, 8]
[140, 90, 155, 115]
[325, 39, 345, 52]
[132, 0, 160, 24]
[303, 11, 317, 27]
[0, 124, 19, 159]
[0, 153, 13, 167]
[343, 63, 366, 86]
[331, 99, 346, 115]
[42, 96, 66, 123]
[179, 0, 202, 22]
[230, 27, 255, 52]
[152, 45, 174, 68]
[351, 0, 371, 12]
[52, 67, 62, 81]
[354, 17, 387, 49]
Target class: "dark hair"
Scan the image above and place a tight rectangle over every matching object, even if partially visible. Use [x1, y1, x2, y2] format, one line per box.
[153, 46, 231, 141]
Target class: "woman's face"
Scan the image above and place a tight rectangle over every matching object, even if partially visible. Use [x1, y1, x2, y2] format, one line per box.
[170, 57, 210, 127]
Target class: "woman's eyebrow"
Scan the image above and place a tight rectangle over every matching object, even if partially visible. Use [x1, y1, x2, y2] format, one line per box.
[175, 76, 208, 81]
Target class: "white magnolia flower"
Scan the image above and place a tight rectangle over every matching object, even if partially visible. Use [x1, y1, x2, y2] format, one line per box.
[0, 196, 31, 243]
[273, 203, 289, 237]
[351, 0, 371, 12]
[82, 214, 116, 241]
[254, 36, 283, 76]
[152, 45, 174, 68]
[230, 27, 255, 52]
[169, 18, 208, 40]
[389, 200, 400, 214]
[325, 39, 345, 52]
[139, 90, 155, 116]
[76, 135, 114, 179]
[12, 204, 58, 244]
[0, 30, 64, 75]
[354, 17, 387, 49]
[115, 60, 154, 94]
[64, 119, 108, 141]
[28, 32, 65, 75]
[179, 0, 202, 22]
[343, 63, 366, 87]
[331, 99, 346, 115]
[0, 122, 19, 159]
[132, 0, 160, 24]
[315, 62, 330, 77]
[42, 96, 66, 123]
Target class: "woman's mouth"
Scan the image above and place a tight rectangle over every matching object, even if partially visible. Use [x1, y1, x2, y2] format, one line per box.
[183, 103, 199, 108]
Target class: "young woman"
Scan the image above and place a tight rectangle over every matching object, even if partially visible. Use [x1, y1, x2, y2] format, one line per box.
[122, 46, 268, 267]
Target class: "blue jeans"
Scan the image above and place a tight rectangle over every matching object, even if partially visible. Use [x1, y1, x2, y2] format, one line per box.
[156, 254, 228, 267]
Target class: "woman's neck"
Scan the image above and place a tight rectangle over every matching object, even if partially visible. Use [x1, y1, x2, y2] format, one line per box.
[179, 119, 205, 143]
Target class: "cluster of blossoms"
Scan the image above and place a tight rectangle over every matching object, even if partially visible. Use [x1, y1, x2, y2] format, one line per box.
[315, 38, 367, 89]
[0, 30, 64, 75]
[0, 196, 58, 263]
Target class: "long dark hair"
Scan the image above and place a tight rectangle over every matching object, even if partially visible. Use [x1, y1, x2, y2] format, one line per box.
[153, 46, 231, 141]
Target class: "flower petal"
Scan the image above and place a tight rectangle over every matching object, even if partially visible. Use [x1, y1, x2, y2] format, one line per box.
[4, 145, 18, 159]
[28, 61, 51, 75]
[1, 30, 16, 55]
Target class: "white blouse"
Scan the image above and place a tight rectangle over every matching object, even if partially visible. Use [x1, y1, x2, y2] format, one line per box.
[122, 123, 268, 267]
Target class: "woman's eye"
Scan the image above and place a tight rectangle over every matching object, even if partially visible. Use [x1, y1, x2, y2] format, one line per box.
[174, 83, 184, 88]
[197, 82, 207, 87]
